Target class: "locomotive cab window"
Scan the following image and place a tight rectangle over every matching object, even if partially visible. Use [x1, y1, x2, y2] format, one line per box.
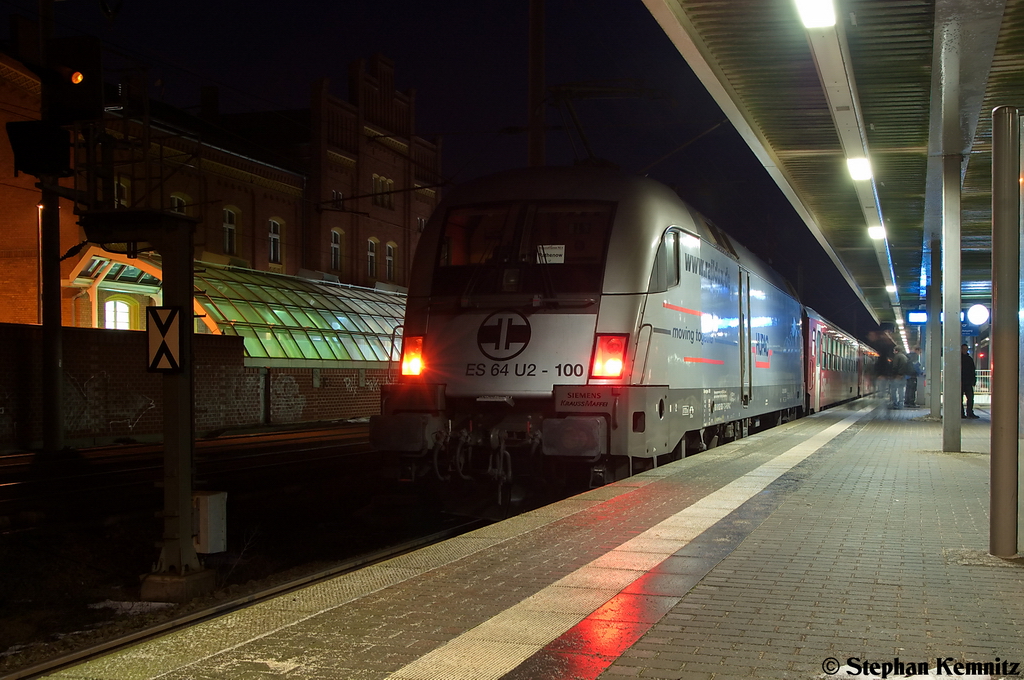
[649, 229, 680, 293]
[433, 201, 614, 296]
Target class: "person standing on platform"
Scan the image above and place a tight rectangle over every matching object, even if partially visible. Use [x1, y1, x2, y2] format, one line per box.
[961, 344, 978, 418]
[904, 347, 921, 407]
[890, 349, 909, 409]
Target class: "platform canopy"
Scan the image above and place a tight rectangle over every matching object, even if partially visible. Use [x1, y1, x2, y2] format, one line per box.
[642, 0, 1014, 341]
[70, 249, 406, 364]
[193, 263, 405, 363]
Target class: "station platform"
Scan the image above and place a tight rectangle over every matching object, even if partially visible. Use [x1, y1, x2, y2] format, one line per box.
[48, 398, 1022, 680]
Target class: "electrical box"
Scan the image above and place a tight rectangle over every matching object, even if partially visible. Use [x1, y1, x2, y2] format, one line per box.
[192, 491, 227, 554]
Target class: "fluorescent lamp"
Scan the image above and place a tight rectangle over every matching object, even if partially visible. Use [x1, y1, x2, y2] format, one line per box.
[868, 226, 886, 240]
[795, 0, 836, 28]
[847, 158, 872, 180]
[885, 285, 897, 293]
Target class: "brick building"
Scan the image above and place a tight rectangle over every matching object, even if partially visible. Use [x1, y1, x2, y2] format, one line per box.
[0, 38, 441, 446]
[0, 44, 440, 332]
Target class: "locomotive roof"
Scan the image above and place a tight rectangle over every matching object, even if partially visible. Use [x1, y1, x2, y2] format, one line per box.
[430, 166, 795, 298]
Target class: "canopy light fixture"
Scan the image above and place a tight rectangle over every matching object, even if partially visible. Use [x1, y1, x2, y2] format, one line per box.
[886, 285, 897, 293]
[966, 304, 990, 326]
[868, 226, 886, 240]
[795, 0, 836, 28]
[847, 157, 872, 180]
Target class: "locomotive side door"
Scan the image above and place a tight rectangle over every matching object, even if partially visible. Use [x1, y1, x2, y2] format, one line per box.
[739, 268, 752, 407]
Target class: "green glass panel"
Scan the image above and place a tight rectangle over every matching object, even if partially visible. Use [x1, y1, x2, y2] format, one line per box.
[339, 335, 365, 360]
[303, 310, 331, 329]
[258, 329, 286, 357]
[290, 330, 318, 359]
[324, 334, 350, 360]
[308, 331, 337, 359]
[272, 329, 304, 359]
[268, 305, 299, 327]
[361, 316, 386, 334]
[354, 334, 384, 361]
[287, 307, 318, 328]
[234, 327, 269, 358]
[233, 301, 265, 324]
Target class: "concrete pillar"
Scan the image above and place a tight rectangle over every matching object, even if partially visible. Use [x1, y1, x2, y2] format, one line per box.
[941, 154, 962, 452]
[989, 106, 1019, 557]
[928, 237, 941, 415]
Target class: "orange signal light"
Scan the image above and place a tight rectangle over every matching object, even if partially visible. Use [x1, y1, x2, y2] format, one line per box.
[401, 336, 424, 376]
[70, 71, 84, 85]
[591, 334, 628, 378]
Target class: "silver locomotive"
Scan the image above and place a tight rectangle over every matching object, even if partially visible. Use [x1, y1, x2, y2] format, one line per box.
[371, 166, 807, 494]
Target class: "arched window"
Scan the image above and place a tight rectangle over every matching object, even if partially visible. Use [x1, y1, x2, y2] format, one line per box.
[385, 242, 396, 282]
[223, 208, 237, 255]
[331, 230, 343, 271]
[170, 192, 191, 215]
[269, 219, 282, 264]
[367, 238, 378, 279]
[371, 174, 395, 209]
[103, 297, 137, 330]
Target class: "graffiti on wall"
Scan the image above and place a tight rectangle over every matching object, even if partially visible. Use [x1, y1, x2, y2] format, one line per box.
[64, 372, 156, 435]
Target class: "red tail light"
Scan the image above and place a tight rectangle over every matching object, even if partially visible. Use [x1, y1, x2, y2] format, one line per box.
[591, 334, 628, 378]
[401, 336, 424, 376]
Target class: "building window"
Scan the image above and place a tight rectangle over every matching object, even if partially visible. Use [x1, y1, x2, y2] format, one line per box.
[385, 243, 395, 281]
[332, 190, 344, 209]
[417, 216, 427, 232]
[367, 239, 377, 279]
[269, 219, 282, 264]
[115, 179, 129, 208]
[371, 174, 394, 209]
[170, 195, 186, 213]
[223, 208, 237, 255]
[104, 299, 131, 330]
[331, 230, 342, 271]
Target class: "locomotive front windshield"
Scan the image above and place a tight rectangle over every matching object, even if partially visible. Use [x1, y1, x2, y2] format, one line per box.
[433, 201, 614, 296]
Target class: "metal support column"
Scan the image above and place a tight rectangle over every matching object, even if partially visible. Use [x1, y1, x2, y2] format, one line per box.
[140, 218, 213, 601]
[990, 106, 1019, 557]
[37, 0, 63, 454]
[927, 237, 941, 416]
[941, 153, 962, 452]
[39, 178, 63, 453]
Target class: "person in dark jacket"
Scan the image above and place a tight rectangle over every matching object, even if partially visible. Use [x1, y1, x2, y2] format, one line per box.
[961, 344, 978, 418]
[904, 347, 921, 406]
[890, 349, 909, 409]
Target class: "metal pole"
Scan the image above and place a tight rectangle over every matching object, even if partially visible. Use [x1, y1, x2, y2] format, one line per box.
[38, 0, 63, 453]
[927, 237, 941, 415]
[990, 106, 1019, 557]
[527, 0, 544, 167]
[941, 153, 962, 452]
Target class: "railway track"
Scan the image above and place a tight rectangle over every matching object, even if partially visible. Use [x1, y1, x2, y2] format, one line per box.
[1, 517, 487, 680]
[0, 423, 375, 532]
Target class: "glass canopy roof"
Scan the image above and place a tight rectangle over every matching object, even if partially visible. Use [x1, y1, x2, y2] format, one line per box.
[193, 263, 405, 362]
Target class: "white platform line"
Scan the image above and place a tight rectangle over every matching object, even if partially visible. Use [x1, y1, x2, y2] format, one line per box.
[386, 408, 868, 680]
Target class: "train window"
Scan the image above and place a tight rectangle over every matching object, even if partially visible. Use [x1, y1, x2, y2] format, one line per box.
[648, 230, 680, 293]
[524, 203, 611, 265]
[433, 201, 614, 295]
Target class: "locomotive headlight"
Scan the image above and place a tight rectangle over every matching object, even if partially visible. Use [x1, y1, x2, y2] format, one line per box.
[590, 334, 629, 379]
[401, 336, 425, 376]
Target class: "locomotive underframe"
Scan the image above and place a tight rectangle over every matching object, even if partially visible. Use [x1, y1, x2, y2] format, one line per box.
[371, 381, 802, 491]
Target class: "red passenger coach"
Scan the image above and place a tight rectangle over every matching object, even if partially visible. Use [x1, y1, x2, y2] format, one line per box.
[804, 308, 864, 412]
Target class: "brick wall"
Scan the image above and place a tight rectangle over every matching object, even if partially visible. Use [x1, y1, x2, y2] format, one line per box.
[0, 323, 386, 451]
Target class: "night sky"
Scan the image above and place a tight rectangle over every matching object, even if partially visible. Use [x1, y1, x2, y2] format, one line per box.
[1, 0, 879, 337]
